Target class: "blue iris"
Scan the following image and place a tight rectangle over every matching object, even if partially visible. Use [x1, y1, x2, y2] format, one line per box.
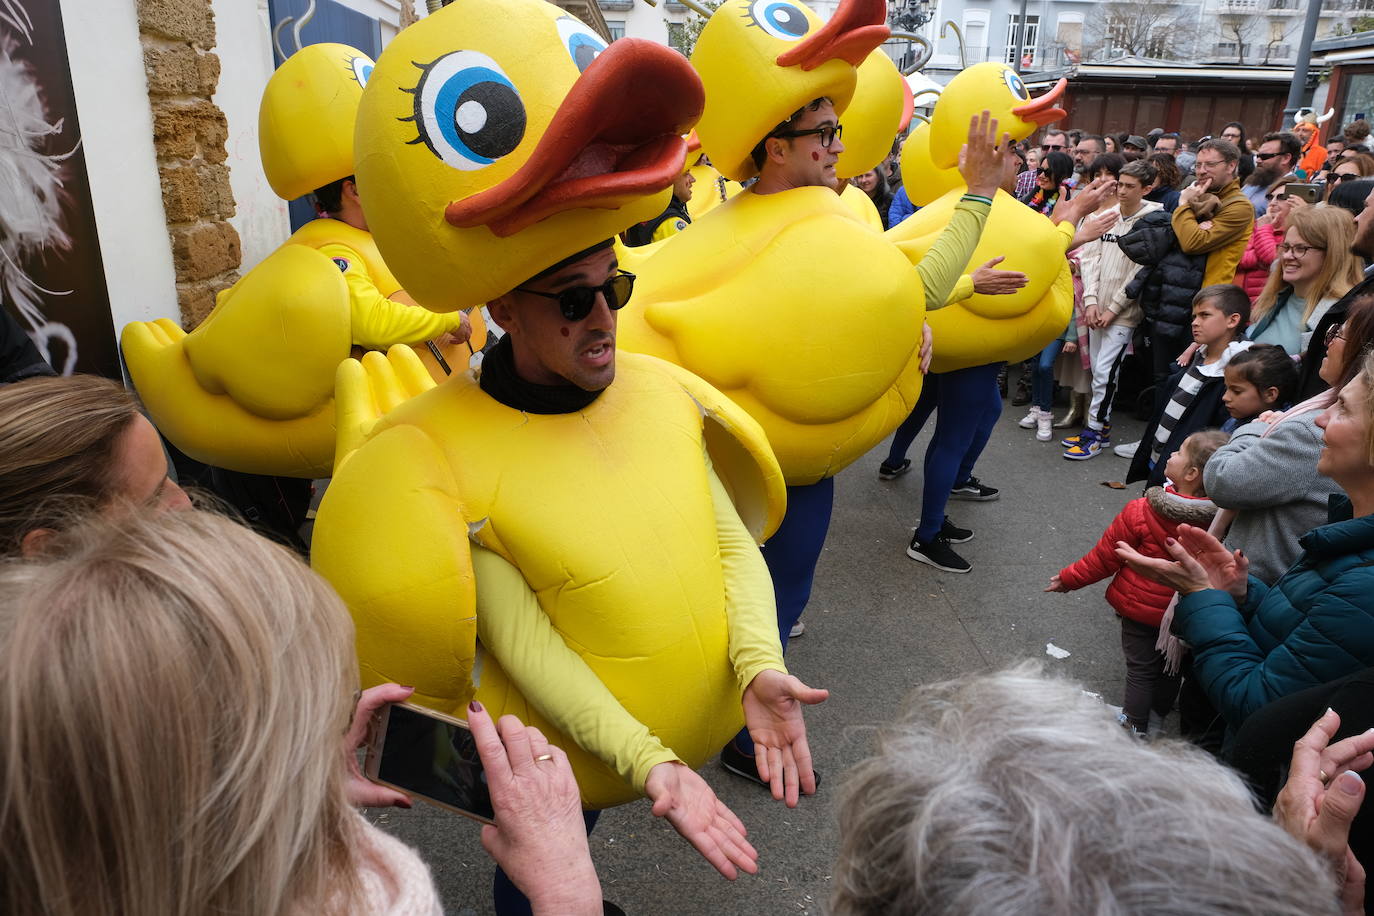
[433, 66, 515, 165]
[761, 2, 807, 37]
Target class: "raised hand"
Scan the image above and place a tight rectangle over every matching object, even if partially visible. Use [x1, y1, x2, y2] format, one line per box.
[958, 110, 1011, 199]
[1175, 524, 1249, 598]
[645, 761, 759, 879]
[741, 669, 829, 806]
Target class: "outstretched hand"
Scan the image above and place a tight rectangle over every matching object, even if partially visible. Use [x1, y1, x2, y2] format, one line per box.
[1274, 709, 1374, 915]
[742, 669, 829, 806]
[971, 256, 1030, 296]
[957, 110, 1011, 199]
[645, 761, 759, 879]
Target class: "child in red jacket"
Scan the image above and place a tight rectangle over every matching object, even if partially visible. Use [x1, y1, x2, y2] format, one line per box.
[1046, 429, 1228, 734]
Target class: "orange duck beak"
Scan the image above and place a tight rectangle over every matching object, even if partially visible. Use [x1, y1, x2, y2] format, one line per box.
[776, 0, 890, 71]
[1011, 78, 1068, 127]
[444, 39, 705, 238]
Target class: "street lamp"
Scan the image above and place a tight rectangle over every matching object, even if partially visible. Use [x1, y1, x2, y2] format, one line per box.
[888, 0, 933, 33]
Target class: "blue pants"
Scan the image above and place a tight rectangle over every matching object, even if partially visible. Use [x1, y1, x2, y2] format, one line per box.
[494, 809, 601, 914]
[1032, 340, 1064, 412]
[885, 364, 1003, 543]
[730, 475, 834, 755]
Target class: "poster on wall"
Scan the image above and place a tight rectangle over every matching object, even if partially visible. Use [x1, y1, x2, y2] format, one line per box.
[1, 0, 119, 378]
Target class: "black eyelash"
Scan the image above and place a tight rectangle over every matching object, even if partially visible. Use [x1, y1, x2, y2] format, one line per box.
[399, 59, 440, 154]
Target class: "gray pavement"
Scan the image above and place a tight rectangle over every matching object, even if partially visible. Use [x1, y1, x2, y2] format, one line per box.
[373, 393, 1151, 915]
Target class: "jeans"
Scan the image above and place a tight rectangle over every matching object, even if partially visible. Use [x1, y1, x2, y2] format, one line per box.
[1032, 339, 1064, 412]
[731, 476, 835, 755]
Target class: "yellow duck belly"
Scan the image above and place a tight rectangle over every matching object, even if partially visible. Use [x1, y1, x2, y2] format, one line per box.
[313, 352, 784, 809]
[121, 244, 351, 477]
[618, 186, 926, 486]
[888, 188, 1073, 373]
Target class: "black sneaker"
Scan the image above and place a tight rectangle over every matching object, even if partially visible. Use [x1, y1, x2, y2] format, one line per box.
[878, 458, 911, 480]
[907, 533, 972, 572]
[949, 476, 999, 501]
[940, 516, 973, 543]
[719, 741, 822, 789]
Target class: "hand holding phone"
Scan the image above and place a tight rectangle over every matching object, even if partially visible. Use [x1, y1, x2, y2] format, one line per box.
[364, 701, 496, 823]
[344, 684, 416, 809]
[1286, 182, 1322, 204]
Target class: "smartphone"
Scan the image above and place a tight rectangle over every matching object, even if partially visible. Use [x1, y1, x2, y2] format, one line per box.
[1286, 182, 1322, 204]
[364, 703, 495, 824]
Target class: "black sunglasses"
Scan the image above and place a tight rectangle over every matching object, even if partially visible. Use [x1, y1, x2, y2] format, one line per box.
[514, 272, 636, 321]
[1042, 143, 1064, 151]
[772, 124, 843, 148]
[1335, 172, 1362, 182]
[1255, 152, 1283, 161]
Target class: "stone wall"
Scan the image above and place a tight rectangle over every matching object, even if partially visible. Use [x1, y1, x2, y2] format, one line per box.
[137, 0, 241, 327]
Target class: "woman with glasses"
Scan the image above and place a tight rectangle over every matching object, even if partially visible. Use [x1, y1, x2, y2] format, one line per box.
[1249, 207, 1363, 355]
[1325, 153, 1374, 203]
[1235, 172, 1298, 301]
[1017, 150, 1072, 215]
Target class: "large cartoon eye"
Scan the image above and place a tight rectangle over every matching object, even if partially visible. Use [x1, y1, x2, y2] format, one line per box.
[556, 17, 608, 72]
[747, 0, 811, 41]
[408, 50, 527, 171]
[1002, 68, 1029, 101]
[349, 55, 374, 87]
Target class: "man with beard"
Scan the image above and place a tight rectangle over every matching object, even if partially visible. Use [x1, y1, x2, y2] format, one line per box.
[1298, 183, 1374, 398]
[1244, 132, 1302, 217]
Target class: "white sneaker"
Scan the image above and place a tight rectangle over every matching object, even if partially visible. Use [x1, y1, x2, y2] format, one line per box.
[1018, 407, 1040, 429]
[788, 621, 805, 638]
[1036, 410, 1053, 441]
[1113, 440, 1140, 459]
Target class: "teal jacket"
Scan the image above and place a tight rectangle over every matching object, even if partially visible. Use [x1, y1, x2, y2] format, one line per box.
[1176, 499, 1374, 727]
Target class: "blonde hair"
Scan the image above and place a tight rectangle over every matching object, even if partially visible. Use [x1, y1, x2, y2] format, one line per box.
[0, 375, 140, 555]
[1252, 206, 1363, 328]
[0, 510, 362, 916]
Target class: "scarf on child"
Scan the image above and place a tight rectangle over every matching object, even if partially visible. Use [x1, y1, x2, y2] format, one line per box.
[1154, 389, 1337, 673]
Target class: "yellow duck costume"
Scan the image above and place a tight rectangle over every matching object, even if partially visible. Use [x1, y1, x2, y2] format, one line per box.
[617, 0, 995, 485]
[886, 63, 1073, 373]
[120, 43, 482, 478]
[311, 0, 808, 814]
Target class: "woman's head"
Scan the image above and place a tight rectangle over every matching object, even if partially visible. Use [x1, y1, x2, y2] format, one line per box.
[1317, 350, 1374, 483]
[1327, 154, 1374, 202]
[1321, 293, 1374, 388]
[1265, 173, 1300, 230]
[852, 169, 882, 197]
[1254, 206, 1362, 328]
[830, 666, 1339, 916]
[1223, 344, 1298, 419]
[1024, 147, 1041, 171]
[1086, 152, 1124, 182]
[0, 509, 360, 916]
[1328, 178, 1374, 219]
[1036, 151, 1074, 192]
[0, 376, 189, 557]
[1147, 152, 1181, 190]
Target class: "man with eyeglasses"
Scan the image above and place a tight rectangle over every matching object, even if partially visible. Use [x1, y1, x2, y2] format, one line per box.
[1172, 138, 1254, 290]
[1017, 129, 1069, 197]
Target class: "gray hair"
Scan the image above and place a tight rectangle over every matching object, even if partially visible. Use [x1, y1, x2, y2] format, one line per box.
[831, 665, 1339, 916]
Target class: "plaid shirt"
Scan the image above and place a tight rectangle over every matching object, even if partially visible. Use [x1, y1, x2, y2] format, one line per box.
[1014, 169, 1038, 199]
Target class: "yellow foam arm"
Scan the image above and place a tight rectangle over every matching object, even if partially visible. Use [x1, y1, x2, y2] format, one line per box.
[311, 421, 478, 714]
[654, 358, 788, 542]
[121, 318, 338, 478]
[333, 344, 437, 474]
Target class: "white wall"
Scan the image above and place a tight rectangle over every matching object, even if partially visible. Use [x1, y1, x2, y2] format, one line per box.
[214, 0, 290, 272]
[59, 0, 179, 331]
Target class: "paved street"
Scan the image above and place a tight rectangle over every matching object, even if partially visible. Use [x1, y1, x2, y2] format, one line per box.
[373, 394, 1152, 915]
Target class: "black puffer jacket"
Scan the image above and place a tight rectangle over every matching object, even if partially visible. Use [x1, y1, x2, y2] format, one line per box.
[1120, 210, 1207, 340]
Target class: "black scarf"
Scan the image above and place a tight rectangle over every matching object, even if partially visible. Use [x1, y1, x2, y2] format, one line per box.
[478, 333, 602, 414]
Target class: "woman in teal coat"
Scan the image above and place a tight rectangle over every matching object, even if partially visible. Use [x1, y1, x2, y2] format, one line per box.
[1118, 350, 1374, 730]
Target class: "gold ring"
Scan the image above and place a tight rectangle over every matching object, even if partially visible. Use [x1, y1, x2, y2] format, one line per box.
[1321, 769, 1331, 783]
[534, 754, 554, 762]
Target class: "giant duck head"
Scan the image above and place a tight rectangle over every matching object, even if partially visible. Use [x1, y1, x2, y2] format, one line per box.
[834, 47, 913, 181]
[259, 43, 376, 200]
[690, 0, 890, 183]
[354, 0, 705, 311]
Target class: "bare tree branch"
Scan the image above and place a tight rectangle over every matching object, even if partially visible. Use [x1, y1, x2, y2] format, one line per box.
[1084, 1, 1196, 61]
